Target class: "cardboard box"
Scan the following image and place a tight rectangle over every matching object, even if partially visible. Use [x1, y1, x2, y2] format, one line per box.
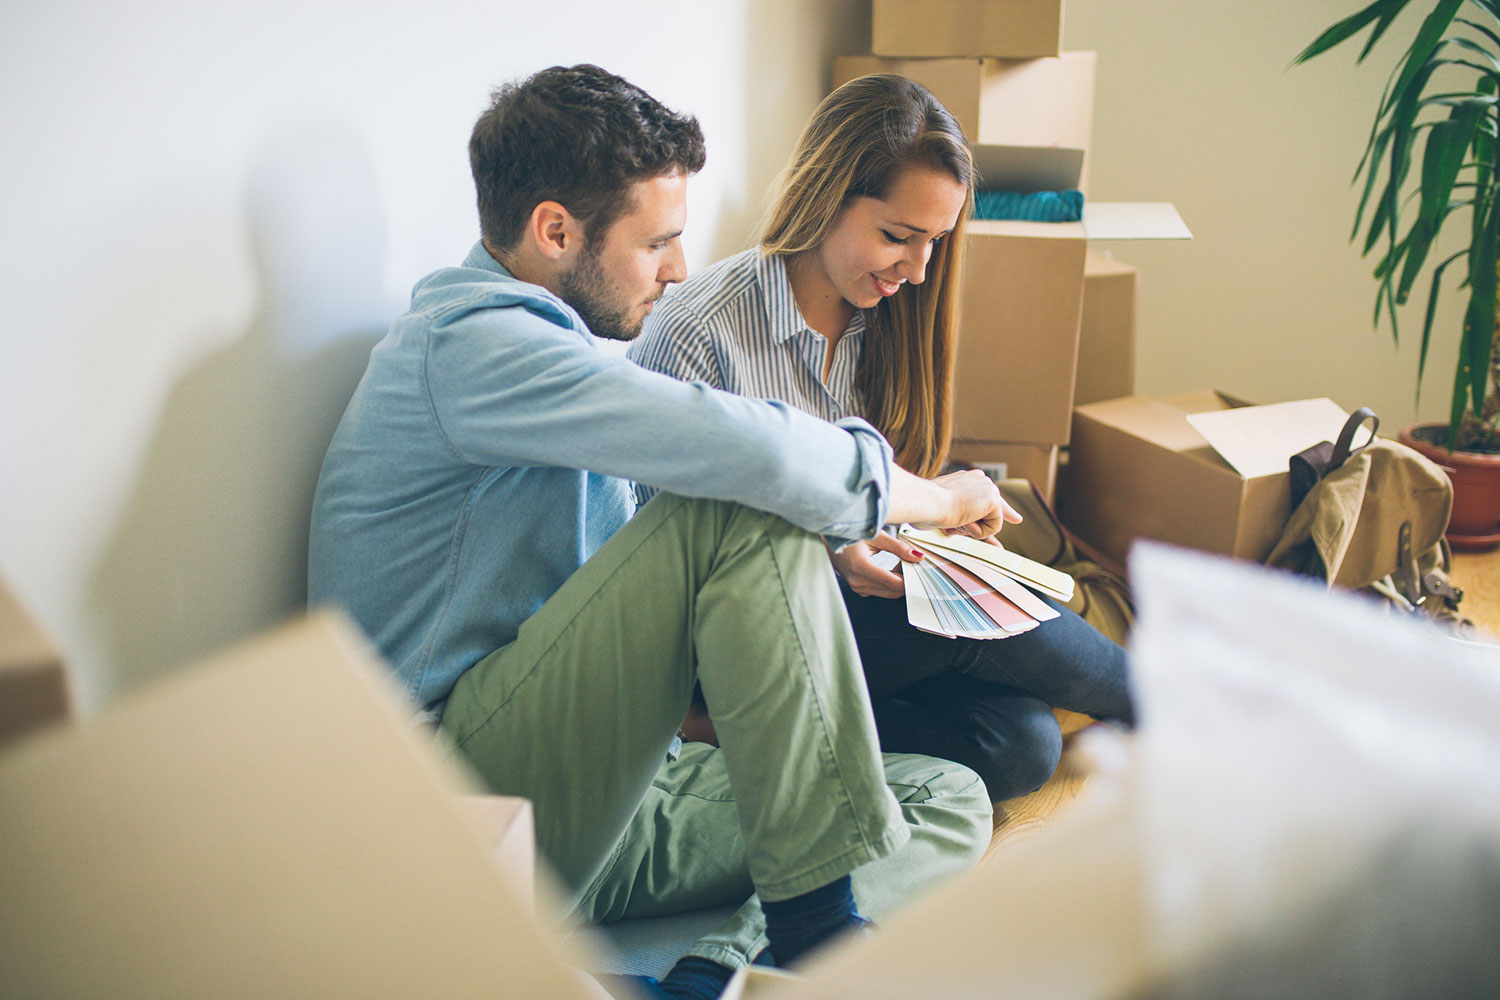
[952, 441, 1061, 503]
[955, 224, 1087, 445]
[1061, 392, 1361, 566]
[872, 0, 1064, 59]
[0, 612, 596, 999]
[833, 52, 1096, 192]
[722, 964, 804, 998]
[955, 204, 1189, 446]
[1076, 252, 1138, 407]
[1, 575, 74, 751]
[455, 793, 536, 907]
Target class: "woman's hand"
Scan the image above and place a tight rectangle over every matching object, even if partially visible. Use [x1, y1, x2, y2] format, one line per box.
[831, 532, 925, 599]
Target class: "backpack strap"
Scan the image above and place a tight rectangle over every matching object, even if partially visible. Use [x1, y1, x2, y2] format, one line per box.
[1330, 406, 1379, 468]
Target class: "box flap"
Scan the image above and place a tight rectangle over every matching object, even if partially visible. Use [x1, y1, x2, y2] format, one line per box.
[1186, 398, 1364, 480]
[1159, 389, 1248, 413]
[973, 143, 1085, 194]
[1082, 203, 1192, 240]
[1078, 395, 1223, 453]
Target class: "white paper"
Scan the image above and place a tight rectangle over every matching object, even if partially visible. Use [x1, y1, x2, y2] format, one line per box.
[1081, 202, 1193, 241]
[778, 543, 1500, 999]
[1186, 397, 1370, 479]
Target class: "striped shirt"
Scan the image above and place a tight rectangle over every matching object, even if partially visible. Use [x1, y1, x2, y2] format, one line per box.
[628, 249, 869, 503]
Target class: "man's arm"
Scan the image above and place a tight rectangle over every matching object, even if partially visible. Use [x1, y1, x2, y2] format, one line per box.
[425, 303, 894, 538]
[886, 466, 1021, 537]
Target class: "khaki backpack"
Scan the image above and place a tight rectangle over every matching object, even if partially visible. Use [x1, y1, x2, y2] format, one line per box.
[1264, 408, 1465, 623]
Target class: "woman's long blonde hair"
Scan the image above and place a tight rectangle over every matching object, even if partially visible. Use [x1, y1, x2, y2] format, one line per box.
[760, 74, 974, 478]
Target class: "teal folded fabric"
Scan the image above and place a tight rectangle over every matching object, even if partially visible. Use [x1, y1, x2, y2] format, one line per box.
[974, 189, 1084, 222]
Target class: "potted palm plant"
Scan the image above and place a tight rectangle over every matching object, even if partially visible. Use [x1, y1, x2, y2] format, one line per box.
[1297, 0, 1500, 549]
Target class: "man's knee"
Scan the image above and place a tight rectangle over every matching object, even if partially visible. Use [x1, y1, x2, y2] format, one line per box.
[881, 753, 993, 858]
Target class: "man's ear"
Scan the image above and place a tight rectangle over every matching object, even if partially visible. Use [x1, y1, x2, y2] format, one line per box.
[527, 201, 580, 262]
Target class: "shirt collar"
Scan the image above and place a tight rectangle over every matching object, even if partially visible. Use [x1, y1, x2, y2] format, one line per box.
[462, 239, 506, 274]
[756, 251, 867, 346]
[456, 240, 594, 341]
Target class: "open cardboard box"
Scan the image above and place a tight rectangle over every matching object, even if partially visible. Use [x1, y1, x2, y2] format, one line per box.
[0, 574, 75, 751]
[0, 611, 600, 999]
[833, 52, 1097, 192]
[872, 0, 1065, 60]
[955, 145, 1190, 446]
[1061, 391, 1364, 566]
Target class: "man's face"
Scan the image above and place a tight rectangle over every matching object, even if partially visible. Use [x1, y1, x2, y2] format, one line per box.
[558, 171, 689, 341]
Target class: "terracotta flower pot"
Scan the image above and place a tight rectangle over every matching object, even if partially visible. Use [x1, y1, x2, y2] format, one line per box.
[1399, 423, 1500, 551]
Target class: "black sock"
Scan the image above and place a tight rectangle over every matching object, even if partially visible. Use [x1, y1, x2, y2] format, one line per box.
[760, 874, 866, 967]
[656, 955, 734, 1000]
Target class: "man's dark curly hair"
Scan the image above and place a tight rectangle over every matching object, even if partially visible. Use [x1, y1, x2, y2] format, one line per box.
[470, 64, 706, 252]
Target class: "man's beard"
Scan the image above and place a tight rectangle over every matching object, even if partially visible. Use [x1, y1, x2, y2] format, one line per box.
[557, 247, 650, 342]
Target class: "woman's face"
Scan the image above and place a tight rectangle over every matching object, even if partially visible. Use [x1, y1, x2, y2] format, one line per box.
[812, 165, 968, 310]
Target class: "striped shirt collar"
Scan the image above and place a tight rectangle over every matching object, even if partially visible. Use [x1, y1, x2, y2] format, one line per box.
[755, 251, 867, 347]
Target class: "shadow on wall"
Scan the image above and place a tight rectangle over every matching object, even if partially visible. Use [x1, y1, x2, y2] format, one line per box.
[90, 122, 395, 697]
[706, 0, 871, 263]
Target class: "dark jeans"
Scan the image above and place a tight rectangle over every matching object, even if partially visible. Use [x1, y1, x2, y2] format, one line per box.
[840, 581, 1134, 802]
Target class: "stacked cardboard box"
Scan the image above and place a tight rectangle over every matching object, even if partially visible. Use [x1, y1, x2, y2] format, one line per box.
[1, 575, 75, 750]
[833, 1, 1189, 501]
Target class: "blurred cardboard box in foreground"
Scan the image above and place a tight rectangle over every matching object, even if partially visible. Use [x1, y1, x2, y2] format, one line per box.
[0, 575, 75, 751]
[0, 611, 593, 999]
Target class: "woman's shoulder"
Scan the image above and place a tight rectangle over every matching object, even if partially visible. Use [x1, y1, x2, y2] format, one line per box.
[657, 247, 768, 330]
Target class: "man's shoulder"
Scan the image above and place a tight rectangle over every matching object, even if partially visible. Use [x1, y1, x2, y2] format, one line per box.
[408, 261, 582, 337]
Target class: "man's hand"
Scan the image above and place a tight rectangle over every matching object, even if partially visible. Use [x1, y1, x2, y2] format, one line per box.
[886, 466, 1022, 540]
[831, 533, 924, 599]
[928, 469, 1023, 538]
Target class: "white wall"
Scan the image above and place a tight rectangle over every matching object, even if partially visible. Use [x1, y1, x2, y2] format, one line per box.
[1066, 0, 1463, 425]
[0, 0, 868, 710]
[0, 0, 1460, 712]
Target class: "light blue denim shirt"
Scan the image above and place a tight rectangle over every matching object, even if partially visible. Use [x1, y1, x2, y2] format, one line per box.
[309, 242, 892, 711]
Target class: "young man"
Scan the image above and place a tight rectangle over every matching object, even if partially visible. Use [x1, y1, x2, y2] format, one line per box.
[309, 64, 1009, 999]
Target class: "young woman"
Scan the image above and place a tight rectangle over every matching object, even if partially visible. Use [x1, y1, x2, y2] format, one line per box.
[629, 74, 1133, 801]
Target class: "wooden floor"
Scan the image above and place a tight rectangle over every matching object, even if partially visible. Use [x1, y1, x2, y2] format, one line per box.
[983, 711, 1097, 862]
[1451, 545, 1500, 639]
[983, 541, 1500, 857]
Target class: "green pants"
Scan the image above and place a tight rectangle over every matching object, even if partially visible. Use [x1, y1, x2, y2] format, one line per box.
[440, 494, 991, 968]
